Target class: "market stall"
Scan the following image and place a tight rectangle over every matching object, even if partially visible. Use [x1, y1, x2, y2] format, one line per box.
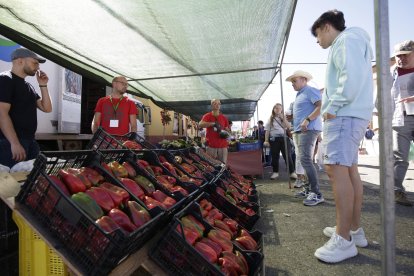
[0, 130, 263, 276]
[227, 150, 264, 178]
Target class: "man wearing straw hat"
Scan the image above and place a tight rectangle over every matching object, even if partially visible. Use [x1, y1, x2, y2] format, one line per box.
[286, 70, 324, 206]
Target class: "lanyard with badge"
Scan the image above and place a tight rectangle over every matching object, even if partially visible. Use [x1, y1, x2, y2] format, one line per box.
[109, 96, 123, 128]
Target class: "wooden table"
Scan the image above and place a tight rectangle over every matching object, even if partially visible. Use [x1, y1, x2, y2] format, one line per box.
[0, 172, 167, 276]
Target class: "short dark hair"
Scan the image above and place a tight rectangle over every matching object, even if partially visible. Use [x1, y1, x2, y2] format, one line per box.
[258, 120, 264, 125]
[228, 121, 233, 125]
[311, 9, 346, 37]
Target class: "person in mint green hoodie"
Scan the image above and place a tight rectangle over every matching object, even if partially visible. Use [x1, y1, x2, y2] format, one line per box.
[310, 10, 374, 263]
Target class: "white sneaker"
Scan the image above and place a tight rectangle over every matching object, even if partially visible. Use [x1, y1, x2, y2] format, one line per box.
[293, 179, 304, 188]
[290, 172, 297, 179]
[303, 192, 324, 206]
[314, 232, 358, 263]
[323, 226, 368, 247]
[270, 172, 279, 180]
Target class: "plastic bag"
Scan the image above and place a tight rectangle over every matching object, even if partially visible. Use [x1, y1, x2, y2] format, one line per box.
[409, 142, 414, 161]
[10, 159, 34, 173]
[0, 164, 10, 173]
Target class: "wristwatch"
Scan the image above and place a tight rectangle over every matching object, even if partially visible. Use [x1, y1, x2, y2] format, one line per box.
[306, 117, 311, 122]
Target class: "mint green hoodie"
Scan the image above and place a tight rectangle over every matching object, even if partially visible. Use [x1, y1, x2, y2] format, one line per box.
[322, 27, 374, 120]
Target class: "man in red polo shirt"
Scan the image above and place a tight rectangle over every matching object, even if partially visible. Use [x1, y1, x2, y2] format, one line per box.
[91, 76, 137, 136]
[199, 99, 230, 163]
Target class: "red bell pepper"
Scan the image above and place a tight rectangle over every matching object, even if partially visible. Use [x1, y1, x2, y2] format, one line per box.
[127, 201, 151, 228]
[152, 190, 176, 209]
[223, 218, 238, 234]
[199, 199, 213, 211]
[108, 161, 128, 178]
[96, 215, 122, 234]
[235, 235, 257, 250]
[194, 241, 217, 263]
[58, 169, 86, 194]
[67, 168, 93, 189]
[99, 182, 129, 207]
[150, 165, 163, 176]
[137, 159, 149, 167]
[207, 230, 233, 252]
[158, 155, 168, 163]
[176, 225, 199, 245]
[85, 187, 115, 212]
[221, 251, 247, 275]
[119, 178, 145, 200]
[214, 219, 233, 238]
[206, 208, 223, 221]
[234, 251, 249, 275]
[180, 215, 204, 236]
[155, 175, 173, 188]
[144, 196, 166, 210]
[199, 237, 222, 257]
[122, 140, 142, 150]
[161, 162, 177, 176]
[101, 162, 114, 176]
[164, 175, 176, 184]
[108, 208, 137, 233]
[219, 256, 240, 276]
[122, 161, 137, 178]
[81, 167, 104, 185]
[134, 175, 155, 195]
[245, 208, 256, 216]
[48, 175, 70, 196]
[170, 186, 188, 196]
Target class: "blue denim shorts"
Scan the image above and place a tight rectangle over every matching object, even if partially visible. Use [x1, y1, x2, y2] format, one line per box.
[322, 117, 368, 167]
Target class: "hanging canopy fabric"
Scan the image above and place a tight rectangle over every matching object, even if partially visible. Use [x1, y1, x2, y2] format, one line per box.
[0, 0, 296, 121]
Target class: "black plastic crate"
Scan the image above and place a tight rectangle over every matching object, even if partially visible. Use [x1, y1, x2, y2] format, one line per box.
[189, 147, 225, 171]
[97, 149, 190, 215]
[192, 148, 224, 167]
[165, 150, 211, 182]
[87, 127, 156, 150]
[150, 203, 263, 276]
[171, 149, 219, 181]
[152, 149, 208, 188]
[16, 150, 165, 275]
[0, 250, 18, 276]
[215, 176, 259, 204]
[143, 149, 207, 193]
[0, 202, 18, 256]
[207, 188, 260, 231]
[194, 193, 263, 253]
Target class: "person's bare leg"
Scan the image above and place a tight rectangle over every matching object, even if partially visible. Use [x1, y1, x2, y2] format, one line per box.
[349, 164, 363, 231]
[325, 164, 353, 240]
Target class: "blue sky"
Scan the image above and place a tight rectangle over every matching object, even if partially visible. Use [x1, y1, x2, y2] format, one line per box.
[252, 0, 414, 125]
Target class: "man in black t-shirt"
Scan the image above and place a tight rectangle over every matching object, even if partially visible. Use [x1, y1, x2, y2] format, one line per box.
[0, 48, 52, 168]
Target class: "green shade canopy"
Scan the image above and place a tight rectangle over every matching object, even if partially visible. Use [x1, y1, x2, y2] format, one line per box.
[0, 0, 296, 121]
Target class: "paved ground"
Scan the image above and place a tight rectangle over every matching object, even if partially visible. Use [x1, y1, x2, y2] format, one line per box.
[254, 144, 414, 276]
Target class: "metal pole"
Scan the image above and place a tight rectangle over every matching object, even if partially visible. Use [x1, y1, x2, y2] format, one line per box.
[374, 1, 395, 275]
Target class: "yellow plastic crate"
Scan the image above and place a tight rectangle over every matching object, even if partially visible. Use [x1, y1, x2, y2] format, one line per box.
[12, 212, 68, 276]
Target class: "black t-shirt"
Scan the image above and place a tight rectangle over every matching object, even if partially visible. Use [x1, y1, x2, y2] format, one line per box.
[0, 71, 40, 139]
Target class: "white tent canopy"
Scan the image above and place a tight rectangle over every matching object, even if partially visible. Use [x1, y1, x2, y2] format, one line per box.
[0, 0, 296, 121]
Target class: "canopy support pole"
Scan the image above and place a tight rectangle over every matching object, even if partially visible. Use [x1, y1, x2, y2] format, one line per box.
[374, 1, 395, 275]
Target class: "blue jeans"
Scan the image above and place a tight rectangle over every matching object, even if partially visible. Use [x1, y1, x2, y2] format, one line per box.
[0, 138, 40, 168]
[298, 131, 320, 195]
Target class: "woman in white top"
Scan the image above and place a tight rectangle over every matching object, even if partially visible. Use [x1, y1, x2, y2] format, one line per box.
[263, 103, 296, 180]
